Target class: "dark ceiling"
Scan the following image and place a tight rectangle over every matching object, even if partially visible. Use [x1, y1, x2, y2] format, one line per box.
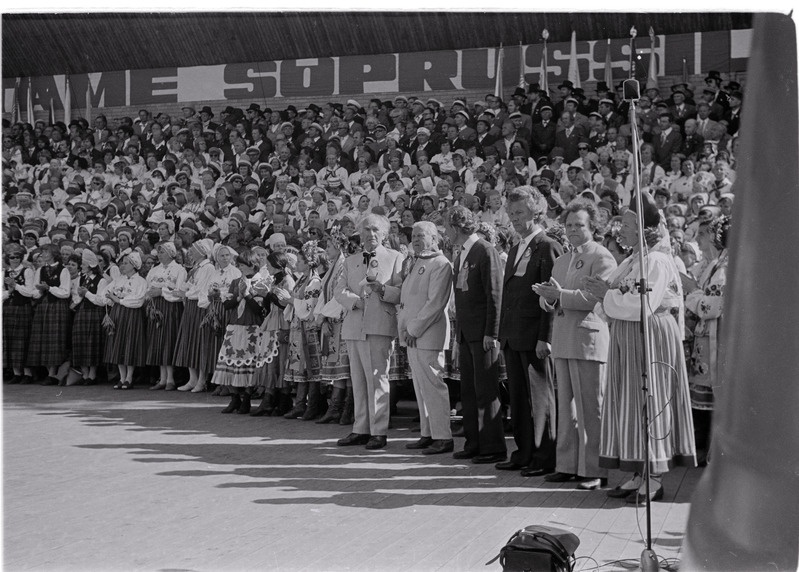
[2, 12, 754, 78]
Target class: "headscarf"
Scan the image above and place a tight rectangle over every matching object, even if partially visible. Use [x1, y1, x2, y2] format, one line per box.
[212, 243, 238, 264]
[190, 238, 214, 261]
[158, 242, 177, 259]
[81, 249, 99, 268]
[126, 252, 142, 270]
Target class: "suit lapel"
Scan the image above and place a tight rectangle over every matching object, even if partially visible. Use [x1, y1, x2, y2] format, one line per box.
[504, 244, 519, 284]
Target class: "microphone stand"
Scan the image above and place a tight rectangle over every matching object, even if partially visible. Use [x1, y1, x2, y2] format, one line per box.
[626, 85, 659, 572]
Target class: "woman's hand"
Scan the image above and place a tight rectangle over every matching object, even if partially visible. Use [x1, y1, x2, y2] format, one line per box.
[532, 277, 563, 304]
[77, 286, 88, 297]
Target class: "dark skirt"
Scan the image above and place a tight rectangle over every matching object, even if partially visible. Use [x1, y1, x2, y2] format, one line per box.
[103, 305, 147, 366]
[173, 300, 212, 372]
[27, 297, 71, 368]
[71, 301, 105, 366]
[3, 302, 32, 369]
[145, 297, 184, 366]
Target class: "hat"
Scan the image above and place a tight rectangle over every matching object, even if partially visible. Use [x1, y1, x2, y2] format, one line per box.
[558, 80, 575, 90]
[539, 104, 553, 113]
[456, 110, 470, 121]
[565, 97, 579, 106]
[705, 70, 722, 83]
[394, 95, 408, 103]
[512, 87, 526, 98]
[539, 169, 556, 183]
[181, 105, 196, 114]
[730, 90, 743, 101]
[599, 98, 615, 107]
[527, 82, 542, 94]
[508, 111, 522, 119]
[346, 99, 361, 110]
[247, 103, 261, 112]
[451, 99, 467, 108]
[596, 81, 610, 92]
[589, 111, 603, 119]
[416, 127, 431, 137]
[81, 249, 99, 268]
[726, 81, 742, 91]
[426, 98, 443, 108]
[374, 123, 387, 131]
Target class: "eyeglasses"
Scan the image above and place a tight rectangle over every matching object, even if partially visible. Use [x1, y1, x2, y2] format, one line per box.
[8, 255, 21, 260]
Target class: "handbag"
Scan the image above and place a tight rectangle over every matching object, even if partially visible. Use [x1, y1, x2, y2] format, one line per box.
[488, 525, 579, 572]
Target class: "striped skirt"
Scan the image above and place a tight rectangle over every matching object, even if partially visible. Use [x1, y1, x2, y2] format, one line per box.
[173, 300, 207, 371]
[319, 320, 350, 384]
[71, 301, 105, 366]
[27, 297, 71, 368]
[103, 305, 147, 366]
[599, 314, 696, 474]
[285, 323, 322, 383]
[3, 303, 32, 369]
[145, 297, 184, 366]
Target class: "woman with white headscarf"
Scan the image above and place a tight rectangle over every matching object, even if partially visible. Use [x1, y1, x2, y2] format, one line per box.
[145, 241, 187, 391]
[203, 243, 242, 394]
[172, 239, 217, 392]
[103, 252, 148, 389]
[70, 249, 110, 385]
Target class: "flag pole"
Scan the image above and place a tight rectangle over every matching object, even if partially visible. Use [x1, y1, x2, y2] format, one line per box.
[540, 30, 550, 95]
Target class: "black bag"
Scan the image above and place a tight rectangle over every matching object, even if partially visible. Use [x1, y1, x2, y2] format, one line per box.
[489, 525, 580, 571]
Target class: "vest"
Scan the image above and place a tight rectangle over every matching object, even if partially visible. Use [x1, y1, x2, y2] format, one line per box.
[5, 268, 30, 306]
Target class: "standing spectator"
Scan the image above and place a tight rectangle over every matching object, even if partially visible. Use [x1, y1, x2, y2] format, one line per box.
[334, 214, 403, 450]
[497, 186, 562, 476]
[3, 244, 36, 384]
[70, 249, 109, 386]
[399, 222, 454, 455]
[444, 206, 507, 463]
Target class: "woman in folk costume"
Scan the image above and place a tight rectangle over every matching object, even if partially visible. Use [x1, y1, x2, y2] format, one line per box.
[284, 241, 329, 420]
[250, 250, 296, 417]
[684, 215, 731, 466]
[213, 248, 269, 414]
[3, 244, 36, 384]
[202, 244, 242, 394]
[172, 239, 217, 392]
[102, 252, 148, 390]
[584, 195, 696, 503]
[70, 249, 109, 385]
[312, 231, 354, 425]
[26, 244, 72, 386]
[145, 242, 187, 391]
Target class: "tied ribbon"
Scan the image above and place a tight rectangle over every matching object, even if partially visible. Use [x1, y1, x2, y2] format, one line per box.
[362, 251, 375, 265]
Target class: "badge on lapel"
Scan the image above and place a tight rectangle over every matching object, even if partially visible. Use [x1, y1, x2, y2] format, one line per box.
[576, 260, 584, 270]
[514, 247, 533, 277]
[418, 266, 426, 275]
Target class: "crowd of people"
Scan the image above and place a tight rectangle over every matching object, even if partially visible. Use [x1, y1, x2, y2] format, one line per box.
[3, 69, 739, 501]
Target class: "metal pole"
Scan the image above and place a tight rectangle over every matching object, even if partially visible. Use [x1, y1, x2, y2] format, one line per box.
[627, 97, 659, 571]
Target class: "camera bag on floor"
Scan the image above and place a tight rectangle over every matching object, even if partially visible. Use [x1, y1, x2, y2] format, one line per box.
[488, 524, 580, 571]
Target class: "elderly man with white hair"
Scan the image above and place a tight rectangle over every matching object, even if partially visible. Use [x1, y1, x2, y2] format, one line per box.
[398, 221, 454, 455]
[335, 214, 404, 449]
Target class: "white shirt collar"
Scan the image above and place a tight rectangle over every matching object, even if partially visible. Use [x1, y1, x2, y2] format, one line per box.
[458, 233, 480, 266]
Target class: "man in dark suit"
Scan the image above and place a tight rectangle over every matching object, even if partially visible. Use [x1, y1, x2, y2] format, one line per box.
[652, 113, 684, 170]
[494, 120, 529, 162]
[444, 206, 507, 463]
[531, 105, 557, 157]
[554, 112, 585, 163]
[497, 187, 562, 476]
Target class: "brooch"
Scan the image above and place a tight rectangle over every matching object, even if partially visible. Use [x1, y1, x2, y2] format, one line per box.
[418, 266, 426, 275]
[522, 248, 532, 259]
[370, 259, 379, 268]
[575, 260, 584, 269]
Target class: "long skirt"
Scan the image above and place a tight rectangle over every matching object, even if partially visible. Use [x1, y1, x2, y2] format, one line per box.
[319, 320, 350, 384]
[173, 300, 208, 371]
[285, 322, 322, 383]
[688, 334, 715, 411]
[211, 324, 272, 388]
[103, 305, 146, 366]
[145, 297, 183, 366]
[27, 297, 71, 368]
[599, 314, 697, 474]
[253, 329, 289, 389]
[3, 303, 32, 369]
[71, 301, 104, 366]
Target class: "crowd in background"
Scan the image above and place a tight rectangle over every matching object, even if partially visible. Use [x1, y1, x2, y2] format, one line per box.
[2, 69, 739, 496]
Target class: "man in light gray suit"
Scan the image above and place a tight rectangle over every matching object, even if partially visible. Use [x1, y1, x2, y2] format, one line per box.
[396, 222, 454, 455]
[335, 214, 404, 450]
[533, 200, 617, 489]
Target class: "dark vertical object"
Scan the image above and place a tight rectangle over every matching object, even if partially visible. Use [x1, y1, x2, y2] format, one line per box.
[683, 13, 799, 571]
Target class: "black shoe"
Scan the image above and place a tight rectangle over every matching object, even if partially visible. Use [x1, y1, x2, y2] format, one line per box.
[84, 378, 97, 386]
[422, 439, 454, 455]
[406, 436, 434, 450]
[520, 467, 555, 478]
[221, 395, 242, 414]
[283, 404, 306, 419]
[472, 453, 507, 464]
[365, 435, 387, 450]
[453, 449, 478, 460]
[337, 433, 371, 446]
[544, 472, 577, 483]
[495, 460, 525, 471]
[250, 394, 274, 417]
[19, 375, 35, 385]
[8, 375, 22, 384]
[237, 395, 251, 415]
[41, 376, 59, 386]
[627, 484, 664, 503]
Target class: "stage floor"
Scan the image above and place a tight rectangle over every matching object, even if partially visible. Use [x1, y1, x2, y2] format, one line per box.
[3, 385, 699, 571]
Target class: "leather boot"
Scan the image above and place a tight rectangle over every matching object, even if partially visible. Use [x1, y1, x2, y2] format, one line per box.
[316, 386, 345, 424]
[301, 382, 324, 420]
[273, 390, 294, 416]
[339, 386, 354, 425]
[250, 392, 274, 417]
[221, 393, 241, 414]
[284, 383, 308, 419]
[237, 392, 251, 414]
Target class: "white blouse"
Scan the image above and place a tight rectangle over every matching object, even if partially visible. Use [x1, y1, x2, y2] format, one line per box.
[146, 260, 188, 303]
[104, 273, 147, 308]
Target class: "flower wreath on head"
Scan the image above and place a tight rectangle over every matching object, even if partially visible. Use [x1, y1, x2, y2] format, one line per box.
[329, 227, 350, 251]
[301, 239, 321, 268]
[708, 214, 731, 251]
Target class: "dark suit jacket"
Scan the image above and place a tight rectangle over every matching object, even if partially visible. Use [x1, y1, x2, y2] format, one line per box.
[652, 130, 684, 169]
[530, 121, 557, 157]
[453, 238, 503, 344]
[680, 133, 705, 158]
[499, 231, 562, 352]
[554, 127, 585, 163]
